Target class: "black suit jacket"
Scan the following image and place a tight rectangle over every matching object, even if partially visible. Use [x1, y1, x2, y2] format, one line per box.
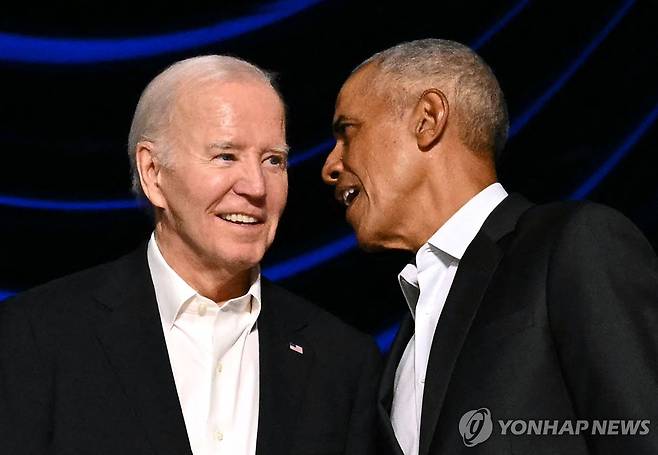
[378, 194, 658, 455]
[0, 245, 381, 455]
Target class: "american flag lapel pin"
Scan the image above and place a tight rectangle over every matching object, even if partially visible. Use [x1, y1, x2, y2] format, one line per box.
[289, 342, 304, 355]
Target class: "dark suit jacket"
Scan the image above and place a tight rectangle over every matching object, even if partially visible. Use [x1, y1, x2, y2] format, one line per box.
[0, 244, 382, 455]
[378, 194, 658, 455]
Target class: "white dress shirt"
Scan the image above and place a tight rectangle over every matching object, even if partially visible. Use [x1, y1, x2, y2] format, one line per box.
[390, 183, 508, 455]
[147, 234, 260, 455]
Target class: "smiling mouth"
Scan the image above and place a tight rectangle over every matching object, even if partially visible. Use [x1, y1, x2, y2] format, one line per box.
[218, 213, 262, 225]
[342, 188, 360, 207]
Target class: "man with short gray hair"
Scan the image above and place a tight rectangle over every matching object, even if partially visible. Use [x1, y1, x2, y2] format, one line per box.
[0, 55, 381, 455]
[323, 39, 658, 454]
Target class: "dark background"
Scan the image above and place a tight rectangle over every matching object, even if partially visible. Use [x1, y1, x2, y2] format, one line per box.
[1, 0, 657, 346]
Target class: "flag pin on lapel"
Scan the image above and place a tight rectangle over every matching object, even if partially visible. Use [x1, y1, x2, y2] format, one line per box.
[289, 342, 304, 355]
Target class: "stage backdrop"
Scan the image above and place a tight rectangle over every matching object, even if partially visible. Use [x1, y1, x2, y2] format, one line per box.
[1, 0, 657, 349]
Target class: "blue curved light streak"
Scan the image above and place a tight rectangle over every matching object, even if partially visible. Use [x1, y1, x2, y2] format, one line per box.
[570, 100, 658, 200]
[262, 234, 357, 281]
[0, 290, 16, 301]
[0, 138, 334, 211]
[471, 0, 531, 50]
[0, 195, 142, 211]
[0, 0, 325, 64]
[509, 0, 635, 137]
[375, 322, 401, 352]
[287, 138, 335, 167]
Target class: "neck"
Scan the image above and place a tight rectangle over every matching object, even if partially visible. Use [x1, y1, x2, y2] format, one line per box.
[406, 147, 497, 251]
[153, 225, 252, 303]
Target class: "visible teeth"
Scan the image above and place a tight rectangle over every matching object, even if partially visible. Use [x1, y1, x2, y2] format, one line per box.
[220, 213, 258, 224]
[342, 188, 358, 207]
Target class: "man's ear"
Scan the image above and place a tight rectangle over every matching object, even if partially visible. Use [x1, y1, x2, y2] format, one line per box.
[412, 89, 449, 150]
[135, 142, 167, 210]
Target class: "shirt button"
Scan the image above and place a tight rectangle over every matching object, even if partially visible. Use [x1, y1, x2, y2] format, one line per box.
[198, 301, 208, 316]
[216, 363, 223, 374]
[215, 430, 224, 442]
[420, 378, 425, 384]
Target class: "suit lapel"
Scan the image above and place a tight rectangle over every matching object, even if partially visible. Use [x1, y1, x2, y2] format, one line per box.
[418, 193, 534, 455]
[377, 314, 413, 455]
[91, 246, 192, 455]
[256, 280, 314, 455]
[418, 234, 503, 455]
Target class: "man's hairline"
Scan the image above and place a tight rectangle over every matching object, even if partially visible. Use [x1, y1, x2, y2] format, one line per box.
[345, 60, 458, 123]
[148, 74, 287, 167]
[344, 60, 500, 161]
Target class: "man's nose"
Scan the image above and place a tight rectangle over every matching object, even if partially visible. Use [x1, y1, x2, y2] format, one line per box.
[233, 162, 266, 199]
[321, 145, 343, 186]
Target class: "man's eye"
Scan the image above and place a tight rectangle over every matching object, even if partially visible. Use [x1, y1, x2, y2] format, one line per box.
[215, 153, 236, 161]
[337, 123, 354, 135]
[265, 155, 287, 168]
[334, 124, 355, 145]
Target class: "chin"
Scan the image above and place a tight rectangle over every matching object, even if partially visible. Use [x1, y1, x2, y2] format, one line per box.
[358, 242, 387, 253]
[354, 228, 388, 253]
[215, 247, 265, 272]
[354, 223, 410, 253]
[228, 254, 263, 271]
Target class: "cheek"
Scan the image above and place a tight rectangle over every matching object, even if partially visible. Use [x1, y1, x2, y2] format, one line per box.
[365, 169, 411, 224]
[159, 174, 193, 216]
[164, 168, 206, 199]
[390, 150, 422, 190]
[188, 173, 236, 210]
[267, 175, 288, 215]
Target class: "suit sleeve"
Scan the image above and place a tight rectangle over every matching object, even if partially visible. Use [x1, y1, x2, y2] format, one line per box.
[547, 203, 658, 453]
[342, 336, 383, 455]
[0, 296, 53, 454]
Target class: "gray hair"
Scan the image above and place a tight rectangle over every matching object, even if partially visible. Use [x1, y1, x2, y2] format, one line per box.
[127, 55, 279, 202]
[357, 39, 508, 157]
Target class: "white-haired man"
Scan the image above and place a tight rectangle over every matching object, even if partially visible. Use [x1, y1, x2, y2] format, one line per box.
[322, 39, 658, 454]
[0, 55, 381, 455]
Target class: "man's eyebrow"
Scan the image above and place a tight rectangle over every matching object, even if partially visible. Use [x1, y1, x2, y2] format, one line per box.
[209, 141, 239, 150]
[332, 116, 347, 134]
[209, 141, 289, 155]
[269, 144, 290, 155]
[332, 116, 359, 135]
